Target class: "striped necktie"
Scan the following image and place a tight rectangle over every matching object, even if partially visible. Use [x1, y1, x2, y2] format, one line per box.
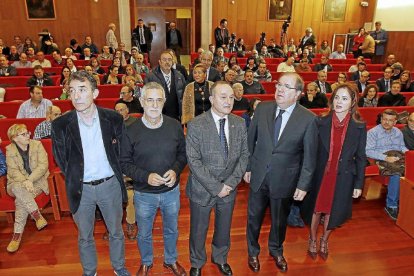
[219, 118, 228, 158]
[165, 75, 171, 91]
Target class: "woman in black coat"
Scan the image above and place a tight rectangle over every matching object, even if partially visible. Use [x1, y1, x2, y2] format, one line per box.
[301, 83, 367, 260]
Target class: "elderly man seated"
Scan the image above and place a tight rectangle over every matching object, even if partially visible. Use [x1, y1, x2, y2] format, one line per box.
[329, 44, 346, 59]
[277, 56, 296, 73]
[0, 55, 17, 76]
[116, 86, 143, 114]
[33, 106, 62, 140]
[17, 85, 53, 118]
[5, 124, 50, 252]
[366, 109, 408, 220]
[31, 51, 51, 68]
[26, 65, 54, 87]
[232, 83, 250, 110]
[12, 53, 32, 68]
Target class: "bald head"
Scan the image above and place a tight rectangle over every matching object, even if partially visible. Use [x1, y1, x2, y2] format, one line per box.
[115, 103, 130, 120]
[47, 106, 62, 121]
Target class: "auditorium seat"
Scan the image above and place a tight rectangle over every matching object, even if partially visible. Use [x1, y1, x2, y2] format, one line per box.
[0, 75, 60, 88]
[16, 67, 62, 76]
[95, 98, 119, 109]
[0, 118, 44, 141]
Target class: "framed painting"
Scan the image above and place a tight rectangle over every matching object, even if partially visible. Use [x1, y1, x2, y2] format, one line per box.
[25, 0, 56, 20]
[268, 0, 293, 21]
[323, 0, 347, 22]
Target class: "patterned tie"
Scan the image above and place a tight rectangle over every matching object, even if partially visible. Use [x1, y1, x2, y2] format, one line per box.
[320, 82, 326, 94]
[219, 118, 228, 158]
[139, 28, 144, 44]
[165, 75, 171, 91]
[274, 110, 285, 145]
[385, 80, 389, 92]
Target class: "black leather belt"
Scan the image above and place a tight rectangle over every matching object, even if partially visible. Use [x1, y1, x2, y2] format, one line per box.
[83, 175, 114, 186]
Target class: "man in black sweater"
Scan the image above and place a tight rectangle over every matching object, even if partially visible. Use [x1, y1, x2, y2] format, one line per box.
[120, 82, 187, 276]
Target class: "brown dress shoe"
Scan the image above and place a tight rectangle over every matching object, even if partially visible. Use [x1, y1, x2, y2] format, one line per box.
[248, 256, 260, 272]
[136, 264, 153, 276]
[272, 255, 288, 272]
[163, 261, 187, 276]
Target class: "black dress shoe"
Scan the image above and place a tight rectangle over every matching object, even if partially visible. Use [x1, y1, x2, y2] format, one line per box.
[213, 263, 233, 276]
[248, 255, 260, 272]
[190, 267, 201, 276]
[272, 255, 288, 272]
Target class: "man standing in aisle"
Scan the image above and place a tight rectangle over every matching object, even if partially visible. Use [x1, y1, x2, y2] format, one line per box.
[166, 22, 183, 64]
[186, 81, 249, 276]
[244, 72, 318, 273]
[133, 19, 153, 55]
[51, 71, 130, 276]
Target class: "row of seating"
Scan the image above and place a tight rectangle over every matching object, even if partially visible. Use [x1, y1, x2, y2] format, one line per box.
[14, 66, 109, 76]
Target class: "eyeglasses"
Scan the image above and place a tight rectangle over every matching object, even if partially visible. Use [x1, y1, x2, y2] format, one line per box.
[120, 92, 131, 95]
[144, 98, 164, 105]
[276, 82, 297, 91]
[17, 131, 31, 137]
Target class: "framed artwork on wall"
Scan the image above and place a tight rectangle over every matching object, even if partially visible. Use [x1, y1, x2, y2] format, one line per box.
[25, 0, 56, 20]
[323, 0, 347, 22]
[268, 0, 293, 21]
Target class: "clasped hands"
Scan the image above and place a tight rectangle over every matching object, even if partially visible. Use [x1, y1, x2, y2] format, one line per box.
[23, 180, 34, 193]
[148, 170, 176, 187]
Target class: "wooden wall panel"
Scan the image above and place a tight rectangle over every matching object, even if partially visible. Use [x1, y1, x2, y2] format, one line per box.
[212, 0, 377, 50]
[0, 0, 119, 53]
[386, 32, 414, 71]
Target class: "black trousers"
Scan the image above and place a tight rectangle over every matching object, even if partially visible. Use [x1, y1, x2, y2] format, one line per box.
[246, 176, 292, 257]
[189, 198, 235, 268]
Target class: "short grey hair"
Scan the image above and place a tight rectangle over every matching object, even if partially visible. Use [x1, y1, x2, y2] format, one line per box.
[201, 51, 213, 59]
[210, 81, 232, 96]
[140, 82, 166, 99]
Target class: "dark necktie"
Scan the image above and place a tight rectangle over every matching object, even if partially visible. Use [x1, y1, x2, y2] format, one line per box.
[274, 109, 285, 145]
[385, 80, 389, 92]
[219, 118, 228, 158]
[165, 75, 171, 91]
[139, 28, 144, 44]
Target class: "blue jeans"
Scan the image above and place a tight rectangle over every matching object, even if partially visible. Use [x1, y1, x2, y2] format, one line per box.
[73, 177, 125, 276]
[386, 175, 400, 208]
[134, 185, 180, 265]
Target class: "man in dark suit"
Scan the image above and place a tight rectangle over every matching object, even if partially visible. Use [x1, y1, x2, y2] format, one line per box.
[376, 67, 393, 92]
[188, 51, 221, 83]
[315, 70, 332, 94]
[51, 71, 130, 276]
[244, 72, 318, 273]
[144, 50, 186, 121]
[214, 19, 230, 49]
[26, 65, 54, 87]
[132, 19, 153, 55]
[0, 55, 17, 76]
[166, 22, 183, 64]
[355, 70, 370, 93]
[186, 81, 249, 276]
[298, 27, 317, 51]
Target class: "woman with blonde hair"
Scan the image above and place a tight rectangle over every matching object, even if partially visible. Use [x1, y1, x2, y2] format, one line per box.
[122, 64, 143, 84]
[5, 124, 50, 253]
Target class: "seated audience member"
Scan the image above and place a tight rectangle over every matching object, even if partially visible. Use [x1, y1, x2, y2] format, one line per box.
[112, 57, 126, 74]
[277, 56, 296, 72]
[0, 87, 5, 102]
[391, 62, 403, 81]
[168, 49, 188, 81]
[299, 48, 313, 64]
[133, 53, 149, 74]
[318, 40, 332, 56]
[232, 82, 250, 110]
[351, 62, 367, 81]
[33, 106, 62, 140]
[81, 36, 99, 55]
[254, 62, 272, 82]
[65, 58, 77, 73]
[352, 28, 366, 58]
[57, 66, 71, 86]
[382, 54, 396, 71]
[63, 48, 77, 60]
[283, 38, 297, 55]
[0, 55, 17, 76]
[251, 49, 263, 65]
[366, 109, 408, 220]
[213, 47, 228, 66]
[69, 39, 82, 54]
[5, 124, 50, 253]
[399, 70, 414, 92]
[115, 103, 137, 127]
[191, 47, 204, 67]
[128, 47, 139, 64]
[376, 67, 394, 92]
[116, 85, 143, 114]
[307, 45, 316, 58]
[267, 38, 284, 58]
[227, 55, 238, 70]
[12, 53, 32, 68]
[242, 98, 261, 128]
[89, 57, 105, 74]
[118, 42, 131, 63]
[378, 81, 406, 107]
[358, 84, 379, 107]
[59, 79, 70, 100]
[17, 86, 53, 118]
[329, 44, 346, 59]
[299, 82, 328, 109]
[84, 65, 101, 85]
[348, 56, 365, 72]
[402, 113, 414, 150]
[315, 70, 332, 94]
[0, 138, 5, 176]
[114, 50, 127, 67]
[50, 50, 65, 67]
[232, 63, 245, 82]
[79, 47, 95, 60]
[313, 55, 333, 72]
[331, 72, 348, 91]
[216, 61, 226, 78]
[236, 38, 246, 57]
[408, 96, 414, 106]
[0, 38, 10, 56]
[181, 64, 213, 125]
[295, 58, 312, 73]
[102, 65, 121, 85]
[122, 64, 143, 84]
[98, 45, 113, 61]
[355, 70, 370, 93]
[26, 47, 36, 61]
[241, 69, 265, 94]
[259, 45, 272, 58]
[26, 65, 54, 87]
[224, 68, 237, 85]
[243, 56, 258, 72]
[31, 51, 51, 68]
[359, 31, 375, 59]
[8, 46, 20, 61]
[123, 75, 141, 97]
[208, 44, 216, 56]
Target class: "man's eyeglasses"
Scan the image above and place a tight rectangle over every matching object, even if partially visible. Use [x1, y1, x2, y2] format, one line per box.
[276, 82, 297, 91]
[144, 98, 164, 105]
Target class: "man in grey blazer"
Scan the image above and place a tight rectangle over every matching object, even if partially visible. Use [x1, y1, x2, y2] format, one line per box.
[186, 81, 249, 276]
[244, 72, 318, 273]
